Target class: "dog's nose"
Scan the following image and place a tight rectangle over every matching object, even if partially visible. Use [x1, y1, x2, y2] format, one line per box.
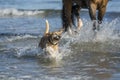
[54, 36, 61, 40]
[56, 36, 60, 39]
[58, 36, 61, 38]
[58, 36, 61, 39]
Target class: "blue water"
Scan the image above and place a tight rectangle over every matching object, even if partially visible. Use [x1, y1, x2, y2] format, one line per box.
[0, 0, 120, 80]
[0, 0, 62, 10]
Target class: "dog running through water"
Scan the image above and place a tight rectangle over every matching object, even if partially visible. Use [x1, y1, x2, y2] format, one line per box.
[39, 20, 63, 58]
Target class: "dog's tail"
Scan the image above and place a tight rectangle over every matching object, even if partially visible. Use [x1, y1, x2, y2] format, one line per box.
[44, 20, 49, 35]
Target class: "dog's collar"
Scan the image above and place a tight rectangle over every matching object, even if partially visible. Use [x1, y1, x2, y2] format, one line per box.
[48, 38, 58, 45]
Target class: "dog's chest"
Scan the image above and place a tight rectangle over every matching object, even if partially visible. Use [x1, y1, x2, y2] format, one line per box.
[45, 46, 59, 58]
[46, 44, 58, 52]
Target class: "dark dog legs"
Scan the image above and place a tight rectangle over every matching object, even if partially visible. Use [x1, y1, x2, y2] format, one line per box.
[62, 0, 72, 32]
[72, 5, 83, 30]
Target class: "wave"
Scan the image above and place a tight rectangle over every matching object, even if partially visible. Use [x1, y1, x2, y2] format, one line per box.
[0, 7, 120, 17]
[0, 8, 44, 17]
[0, 3, 120, 17]
[0, 33, 39, 37]
[0, 33, 39, 43]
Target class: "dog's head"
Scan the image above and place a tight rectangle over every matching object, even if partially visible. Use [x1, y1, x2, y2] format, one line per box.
[45, 20, 63, 45]
[48, 30, 63, 45]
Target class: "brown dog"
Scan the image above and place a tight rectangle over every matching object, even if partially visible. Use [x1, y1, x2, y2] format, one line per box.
[39, 20, 63, 58]
[62, 0, 108, 32]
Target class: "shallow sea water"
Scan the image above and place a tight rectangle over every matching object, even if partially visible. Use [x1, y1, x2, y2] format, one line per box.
[0, 0, 120, 80]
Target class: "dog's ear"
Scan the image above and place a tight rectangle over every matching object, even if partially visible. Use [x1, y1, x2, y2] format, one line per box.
[57, 29, 64, 35]
[44, 20, 49, 35]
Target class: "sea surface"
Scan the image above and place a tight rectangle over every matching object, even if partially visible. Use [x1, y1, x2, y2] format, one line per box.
[0, 0, 120, 80]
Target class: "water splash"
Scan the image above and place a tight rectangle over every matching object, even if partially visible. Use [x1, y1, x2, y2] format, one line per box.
[72, 18, 120, 43]
[95, 18, 120, 41]
[14, 46, 39, 58]
[59, 18, 120, 53]
[1, 18, 120, 60]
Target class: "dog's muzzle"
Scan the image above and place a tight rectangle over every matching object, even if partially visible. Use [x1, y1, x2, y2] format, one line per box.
[53, 35, 61, 40]
[48, 35, 61, 45]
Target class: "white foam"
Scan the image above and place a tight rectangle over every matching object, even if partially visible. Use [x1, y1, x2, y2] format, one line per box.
[6, 35, 37, 42]
[50, 19, 119, 54]
[95, 19, 120, 41]
[84, 19, 119, 41]
[13, 39, 72, 62]
[0, 8, 44, 16]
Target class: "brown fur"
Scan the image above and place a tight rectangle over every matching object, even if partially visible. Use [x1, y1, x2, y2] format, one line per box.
[62, 0, 108, 31]
[39, 20, 63, 55]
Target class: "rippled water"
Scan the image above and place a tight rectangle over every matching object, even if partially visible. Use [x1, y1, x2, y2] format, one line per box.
[0, 0, 120, 80]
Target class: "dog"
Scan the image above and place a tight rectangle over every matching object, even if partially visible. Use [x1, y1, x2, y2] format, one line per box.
[62, 0, 108, 33]
[39, 20, 63, 58]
